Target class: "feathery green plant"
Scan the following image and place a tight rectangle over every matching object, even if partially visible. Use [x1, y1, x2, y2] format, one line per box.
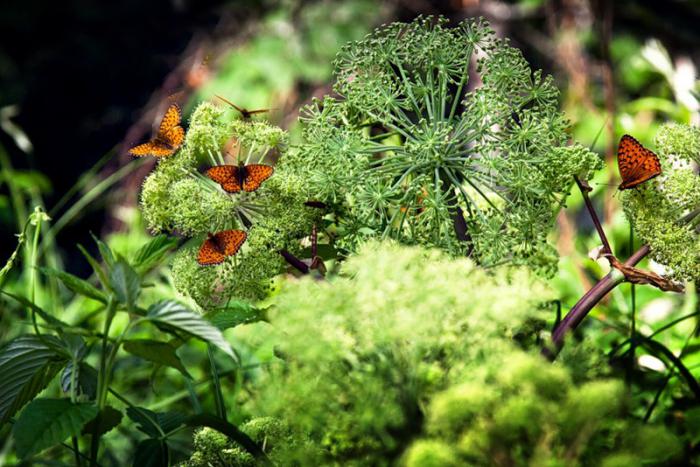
[288, 16, 601, 272]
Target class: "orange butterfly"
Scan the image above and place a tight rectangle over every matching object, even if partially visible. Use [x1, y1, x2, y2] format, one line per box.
[617, 134, 662, 190]
[197, 229, 247, 266]
[128, 104, 185, 158]
[206, 162, 274, 193]
[215, 94, 271, 119]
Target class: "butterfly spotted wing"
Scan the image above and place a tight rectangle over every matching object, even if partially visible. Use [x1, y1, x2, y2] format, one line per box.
[197, 229, 247, 265]
[205, 164, 274, 193]
[128, 104, 185, 158]
[617, 134, 662, 190]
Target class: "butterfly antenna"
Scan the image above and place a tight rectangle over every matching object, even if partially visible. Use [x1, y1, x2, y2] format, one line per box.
[214, 94, 244, 114]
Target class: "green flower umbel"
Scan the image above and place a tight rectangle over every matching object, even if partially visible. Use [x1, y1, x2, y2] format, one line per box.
[622, 123, 700, 282]
[140, 102, 319, 307]
[288, 16, 600, 273]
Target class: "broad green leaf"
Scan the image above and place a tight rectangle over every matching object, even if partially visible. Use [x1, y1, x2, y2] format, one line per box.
[146, 301, 235, 359]
[12, 398, 98, 459]
[132, 235, 178, 273]
[123, 339, 192, 379]
[207, 303, 267, 331]
[82, 406, 122, 437]
[0, 335, 68, 426]
[132, 439, 168, 467]
[39, 267, 107, 303]
[109, 260, 140, 309]
[60, 362, 98, 400]
[77, 243, 109, 289]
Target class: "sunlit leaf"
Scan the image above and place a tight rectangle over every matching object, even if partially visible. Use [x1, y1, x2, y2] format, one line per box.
[207, 302, 266, 331]
[145, 301, 235, 359]
[109, 260, 140, 309]
[132, 235, 178, 274]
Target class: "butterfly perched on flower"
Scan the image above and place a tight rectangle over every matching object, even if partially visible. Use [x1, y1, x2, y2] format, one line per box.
[617, 134, 662, 190]
[128, 104, 185, 158]
[215, 94, 271, 119]
[197, 229, 247, 266]
[206, 162, 274, 193]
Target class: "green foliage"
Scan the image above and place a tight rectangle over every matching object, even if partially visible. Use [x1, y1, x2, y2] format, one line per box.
[12, 398, 98, 459]
[622, 123, 700, 282]
[222, 242, 681, 465]
[289, 16, 601, 272]
[140, 102, 320, 306]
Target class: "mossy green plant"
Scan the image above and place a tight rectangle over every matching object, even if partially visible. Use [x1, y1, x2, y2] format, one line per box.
[188, 241, 680, 466]
[140, 103, 320, 306]
[622, 123, 700, 282]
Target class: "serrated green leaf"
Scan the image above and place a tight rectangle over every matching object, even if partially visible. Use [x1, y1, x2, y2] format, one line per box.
[123, 339, 192, 379]
[91, 232, 115, 268]
[132, 439, 168, 467]
[39, 267, 107, 303]
[12, 398, 98, 458]
[109, 260, 140, 309]
[0, 335, 68, 426]
[146, 301, 235, 359]
[77, 243, 109, 289]
[82, 406, 122, 437]
[207, 303, 266, 331]
[132, 235, 178, 274]
[60, 362, 98, 400]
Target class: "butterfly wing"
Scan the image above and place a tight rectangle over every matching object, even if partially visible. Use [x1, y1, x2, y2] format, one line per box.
[206, 165, 242, 193]
[127, 104, 184, 158]
[617, 135, 662, 190]
[128, 140, 176, 157]
[242, 164, 274, 192]
[157, 104, 185, 148]
[217, 229, 247, 256]
[197, 238, 226, 265]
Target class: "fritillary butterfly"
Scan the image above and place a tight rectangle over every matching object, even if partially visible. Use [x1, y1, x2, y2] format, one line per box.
[215, 94, 271, 119]
[197, 229, 247, 266]
[128, 104, 185, 158]
[206, 162, 274, 193]
[617, 134, 662, 190]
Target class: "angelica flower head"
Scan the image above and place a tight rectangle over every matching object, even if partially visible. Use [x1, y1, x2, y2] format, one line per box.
[288, 16, 600, 273]
[140, 102, 319, 306]
[622, 123, 700, 282]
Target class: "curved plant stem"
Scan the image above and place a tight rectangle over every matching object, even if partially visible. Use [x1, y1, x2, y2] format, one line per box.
[208, 344, 227, 421]
[549, 245, 649, 356]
